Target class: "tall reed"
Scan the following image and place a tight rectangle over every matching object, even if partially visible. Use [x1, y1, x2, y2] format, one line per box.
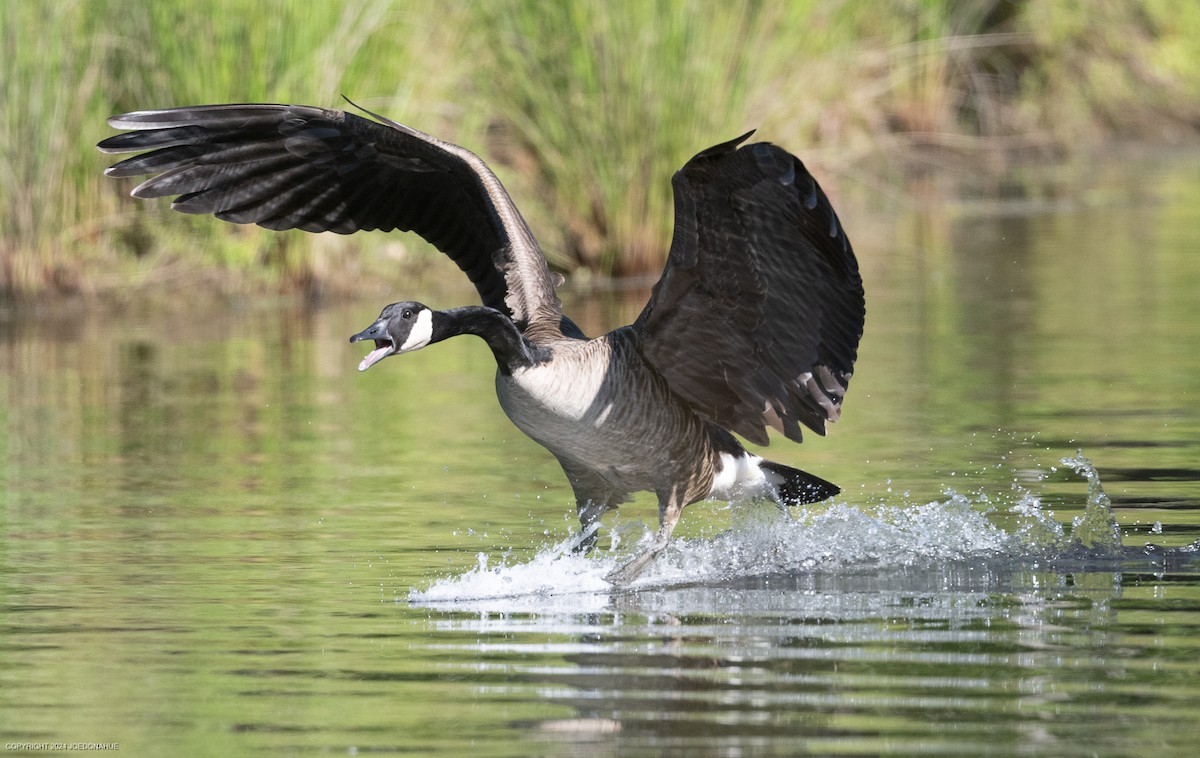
[3, 0, 1199, 296]
[2, 1, 113, 292]
[2, 0, 472, 296]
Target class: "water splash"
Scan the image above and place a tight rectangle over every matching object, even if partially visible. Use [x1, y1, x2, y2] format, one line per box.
[1061, 451, 1122, 551]
[413, 537, 613, 605]
[410, 451, 1139, 604]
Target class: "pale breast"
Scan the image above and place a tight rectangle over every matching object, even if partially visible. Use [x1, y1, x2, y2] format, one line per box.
[496, 340, 617, 443]
[494, 334, 714, 493]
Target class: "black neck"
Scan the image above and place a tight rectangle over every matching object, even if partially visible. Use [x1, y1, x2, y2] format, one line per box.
[436, 306, 547, 373]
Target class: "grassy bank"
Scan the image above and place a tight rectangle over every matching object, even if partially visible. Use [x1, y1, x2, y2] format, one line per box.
[3, 0, 1199, 298]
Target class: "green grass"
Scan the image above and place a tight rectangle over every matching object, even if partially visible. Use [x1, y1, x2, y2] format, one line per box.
[3, 0, 1199, 297]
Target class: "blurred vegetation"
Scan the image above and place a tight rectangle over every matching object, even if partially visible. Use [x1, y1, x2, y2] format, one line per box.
[2, 0, 1199, 297]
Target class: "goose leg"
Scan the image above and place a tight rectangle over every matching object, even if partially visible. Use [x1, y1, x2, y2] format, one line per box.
[605, 486, 685, 586]
[559, 459, 626, 554]
[573, 498, 607, 553]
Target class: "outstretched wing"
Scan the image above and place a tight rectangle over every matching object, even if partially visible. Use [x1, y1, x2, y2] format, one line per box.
[633, 133, 865, 446]
[98, 103, 562, 328]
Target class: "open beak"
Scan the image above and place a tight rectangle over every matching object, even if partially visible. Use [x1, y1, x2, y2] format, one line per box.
[349, 318, 394, 372]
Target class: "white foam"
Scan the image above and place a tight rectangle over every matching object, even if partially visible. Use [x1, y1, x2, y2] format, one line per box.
[408, 452, 1120, 607]
[410, 535, 619, 611]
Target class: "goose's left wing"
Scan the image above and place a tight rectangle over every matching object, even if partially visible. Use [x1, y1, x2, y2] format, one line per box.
[633, 133, 865, 446]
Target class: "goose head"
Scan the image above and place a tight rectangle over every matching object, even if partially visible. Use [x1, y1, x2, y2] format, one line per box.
[349, 301, 435, 372]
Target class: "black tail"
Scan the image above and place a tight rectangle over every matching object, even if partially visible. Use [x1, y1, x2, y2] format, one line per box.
[759, 461, 840, 505]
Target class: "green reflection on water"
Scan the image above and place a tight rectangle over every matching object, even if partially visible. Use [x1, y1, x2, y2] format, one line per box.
[2, 151, 1200, 755]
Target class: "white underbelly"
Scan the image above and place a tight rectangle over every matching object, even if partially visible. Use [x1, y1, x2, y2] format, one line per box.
[707, 452, 778, 502]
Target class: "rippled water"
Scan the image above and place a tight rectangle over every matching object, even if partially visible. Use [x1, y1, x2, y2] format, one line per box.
[3, 151, 1200, 755]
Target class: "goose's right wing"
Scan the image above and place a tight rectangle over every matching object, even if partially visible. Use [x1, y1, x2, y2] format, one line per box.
[98, 103, 562, 328]
[633, 133, 865, 446]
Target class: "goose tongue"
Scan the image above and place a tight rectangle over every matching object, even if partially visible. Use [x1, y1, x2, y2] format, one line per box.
[358, 344, 392, 372]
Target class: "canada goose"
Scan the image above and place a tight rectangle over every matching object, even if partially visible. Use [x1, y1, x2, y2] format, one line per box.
[98, 102, 865, 584]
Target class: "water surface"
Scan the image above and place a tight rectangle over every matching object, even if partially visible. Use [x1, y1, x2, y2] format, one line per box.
[2, 151, 1200, 755]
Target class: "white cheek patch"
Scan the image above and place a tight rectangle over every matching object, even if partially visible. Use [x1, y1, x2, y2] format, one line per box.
[398, 308, 434, 352]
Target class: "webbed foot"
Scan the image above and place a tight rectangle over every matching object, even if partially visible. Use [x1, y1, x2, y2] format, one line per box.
[604, 538, 668, 586]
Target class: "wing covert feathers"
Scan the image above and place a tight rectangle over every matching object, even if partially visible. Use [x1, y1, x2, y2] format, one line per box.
[635, 136, 865, 446]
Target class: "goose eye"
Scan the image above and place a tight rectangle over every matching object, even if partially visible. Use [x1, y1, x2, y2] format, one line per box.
[402, 308, 413, 320]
